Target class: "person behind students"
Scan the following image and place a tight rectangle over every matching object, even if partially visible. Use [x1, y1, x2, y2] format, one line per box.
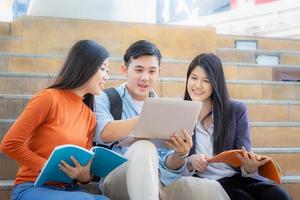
[165, 53, 291, 200]
[94, 40, 229, 200]
[0, 40, 110, 200]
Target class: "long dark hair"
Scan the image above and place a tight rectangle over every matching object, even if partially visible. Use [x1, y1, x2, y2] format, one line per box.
[184, 53, 231, 154]
[49, 40, 109, 111]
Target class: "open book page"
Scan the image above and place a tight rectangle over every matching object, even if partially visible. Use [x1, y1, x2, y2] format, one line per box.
[207, 149, 245, 167]
[90, 146, 127, 177]
[34, 144, 93, 187]
[35, 144, 128, 187]
[207, 149, 281, 183]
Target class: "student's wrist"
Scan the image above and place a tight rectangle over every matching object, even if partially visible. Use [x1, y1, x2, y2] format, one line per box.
[241, 166, 258, 177]
[241, 165, 257, 175]
[175, 151, 189, 160]
[75, 174, 92, 185]
[75, 178, 91, 185]
[76, 180, 89, 185]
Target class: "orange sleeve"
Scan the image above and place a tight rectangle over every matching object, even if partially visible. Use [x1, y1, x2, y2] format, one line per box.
[0, 90, 52, 172]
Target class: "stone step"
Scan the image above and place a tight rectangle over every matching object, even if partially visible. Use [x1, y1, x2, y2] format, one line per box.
[3, 17, 300, 60]
[217, 48, 300, 65]
[281, 176, 300, 200]
[0, 95, 30, 119]
[161, 78, 300, 100]
[0, 36, 22, 53]
[0, 154, 18, 180]
[2, 15, 215, 59]
[250, 122, 300, 148]
[223, 63, 299, 81]
[0, 173, 299, 200]
[0, 180, 13, 200]
[217, 34, 300, 52]
[1, 53, 300, 81]
[5, 17, 300, 59]
[0, 119, 12, 141]
[0, 142, 299, 179]
[253, 148, 300, 176]
[0, 53, 64, 74]
[1, 94, 299, 122]
[244, 100, 300, 122]
[0, 22, 11, 35]
[2, 119, 299, 148]
[0, 72, 54, 94]
[0, 179, 298, 200]
[1, 72, 300, 100]
[0, 180, 100, 200]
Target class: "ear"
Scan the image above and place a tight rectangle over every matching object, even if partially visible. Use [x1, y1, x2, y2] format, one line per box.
[154, 67, 160, 80]
[121, 64, 128, 76]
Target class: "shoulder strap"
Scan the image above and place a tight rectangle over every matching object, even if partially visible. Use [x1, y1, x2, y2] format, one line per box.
[93, 88, 122, 151]
[103, 87, 122, 120]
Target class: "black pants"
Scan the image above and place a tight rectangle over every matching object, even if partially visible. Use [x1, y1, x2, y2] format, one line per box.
[217, 174, 291, 200]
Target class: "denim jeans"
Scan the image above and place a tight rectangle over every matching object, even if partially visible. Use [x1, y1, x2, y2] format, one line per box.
[12, 182, 109, 200]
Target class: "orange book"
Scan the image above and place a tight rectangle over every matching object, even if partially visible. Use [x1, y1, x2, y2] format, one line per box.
[207, 149, 281, 183]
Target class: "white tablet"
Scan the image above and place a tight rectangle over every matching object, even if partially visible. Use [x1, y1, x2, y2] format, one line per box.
[129, 98, 202, 139]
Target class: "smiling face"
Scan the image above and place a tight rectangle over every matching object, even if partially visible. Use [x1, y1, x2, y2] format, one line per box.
[84, 58, 109, 95]
[187, 65, 213, 104]
[122, 55, 160, 101]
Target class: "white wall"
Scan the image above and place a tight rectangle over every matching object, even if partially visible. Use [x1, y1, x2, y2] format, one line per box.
[0, 0, 13, 22]
[28, 0, 156, 23]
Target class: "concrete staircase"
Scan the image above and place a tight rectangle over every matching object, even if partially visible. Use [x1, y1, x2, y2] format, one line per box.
[1, 16, 300, 199]
[217, 35, 300, 199]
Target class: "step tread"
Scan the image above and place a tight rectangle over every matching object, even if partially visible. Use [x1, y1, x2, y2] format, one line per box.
[217, 47, 300, 55]
[282, 176, 300, 183]
[2, 94, 300, 105]
[250, 122, 300, 127]
[1, 72, 300, 86]
[218, 33, 300, 41]
[0, 176, 299, 187]
[1, 52, 300, 68]
[253, 148, 300, 154]
[0, 180, 99, 188]
[0, 35, 22, 40]
[0, 148, 299, 155]
[0, 180, 13, 189]
[2, 119, 300, 127]
[223, 62, 300, 68]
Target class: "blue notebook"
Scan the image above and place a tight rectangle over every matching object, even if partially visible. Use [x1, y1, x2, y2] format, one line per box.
[34, 144, 127, 187]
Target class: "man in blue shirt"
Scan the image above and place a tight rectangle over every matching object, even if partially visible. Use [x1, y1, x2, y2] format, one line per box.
[94, 40, 229, 200]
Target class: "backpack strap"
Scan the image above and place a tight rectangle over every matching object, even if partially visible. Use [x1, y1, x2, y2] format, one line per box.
[103, 87, 122, 120]
[94, 88, 122, 150]
[92, 88, 122, 181]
